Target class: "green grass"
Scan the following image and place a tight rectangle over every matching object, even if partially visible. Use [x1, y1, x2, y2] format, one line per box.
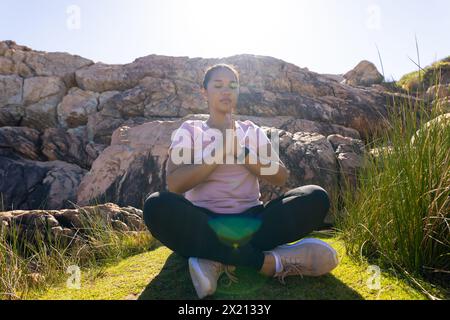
[397, 57, 450, 93]
[337, 76, 449, 299]
[30, 233, 434, 300]
[0, 202, 155, 300]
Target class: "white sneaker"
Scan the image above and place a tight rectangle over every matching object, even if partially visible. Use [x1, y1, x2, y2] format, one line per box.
[267, 238, 339, 284]
[188, 258, 237, 299]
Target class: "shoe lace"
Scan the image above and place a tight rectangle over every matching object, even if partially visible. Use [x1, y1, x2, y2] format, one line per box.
[275, 257, 309, 285]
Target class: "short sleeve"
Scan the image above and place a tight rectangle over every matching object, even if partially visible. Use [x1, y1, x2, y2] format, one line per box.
[169, 121, 193, 150]
[241, 120, 271, 150]
[256, 126, 271, 148]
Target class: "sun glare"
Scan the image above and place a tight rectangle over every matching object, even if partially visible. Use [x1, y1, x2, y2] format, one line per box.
[173, 0, 312, 58]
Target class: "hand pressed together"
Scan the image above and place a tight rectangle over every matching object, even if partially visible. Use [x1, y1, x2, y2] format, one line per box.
[211, 113, 244, 162]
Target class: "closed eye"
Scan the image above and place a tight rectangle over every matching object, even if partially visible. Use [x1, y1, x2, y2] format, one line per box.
[214, 83, 239, 89]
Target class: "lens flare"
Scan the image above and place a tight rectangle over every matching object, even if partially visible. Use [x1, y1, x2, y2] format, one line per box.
[208, 216, 262, 248]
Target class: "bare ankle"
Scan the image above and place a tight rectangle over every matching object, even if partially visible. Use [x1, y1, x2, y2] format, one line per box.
[259, 253, 276, 277]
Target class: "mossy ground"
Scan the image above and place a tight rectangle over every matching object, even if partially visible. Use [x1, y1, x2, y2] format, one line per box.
[397, 57, 450, 91]
[29, 232, 433, 300]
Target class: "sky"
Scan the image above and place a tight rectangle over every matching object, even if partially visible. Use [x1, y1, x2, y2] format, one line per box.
[1, 0, 449, 81]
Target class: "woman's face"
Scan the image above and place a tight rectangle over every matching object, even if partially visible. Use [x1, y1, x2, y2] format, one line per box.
[203, 68, 239, 114]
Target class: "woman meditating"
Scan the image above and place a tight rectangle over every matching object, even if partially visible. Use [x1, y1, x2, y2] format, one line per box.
[143, 64, 338, 299]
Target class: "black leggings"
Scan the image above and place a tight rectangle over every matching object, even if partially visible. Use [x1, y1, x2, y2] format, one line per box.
[143, 185, 330, 270]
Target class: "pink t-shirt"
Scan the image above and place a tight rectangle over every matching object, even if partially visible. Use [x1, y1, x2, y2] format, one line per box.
[168, 119, 272, 214]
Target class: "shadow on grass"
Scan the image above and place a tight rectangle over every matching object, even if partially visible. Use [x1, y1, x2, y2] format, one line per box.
[138, 252, 364, 300]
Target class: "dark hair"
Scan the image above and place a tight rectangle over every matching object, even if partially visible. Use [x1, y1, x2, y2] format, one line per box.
[202, 63, 240, 90]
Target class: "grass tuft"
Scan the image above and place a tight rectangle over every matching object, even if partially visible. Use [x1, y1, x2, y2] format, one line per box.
[0, 199, 155, 300]
[337, 72, 449, 299]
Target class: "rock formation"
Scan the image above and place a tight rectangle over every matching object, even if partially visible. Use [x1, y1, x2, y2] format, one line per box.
[1, 40, 417, 223]
[343, 60, 384, 87]
[0, 202, 145, 247]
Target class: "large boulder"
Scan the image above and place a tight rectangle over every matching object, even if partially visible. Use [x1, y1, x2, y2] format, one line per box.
[344, 60, 384, 87]
[76, 119, 180, 208]
[0, 126, 43, 160]
[0, 126, 106, 169]
[0, 56, 15, 74]
[75, 63, 132, 93]
[98, 76, 196, 119]
[22, 76, 67, 130]
[57, 87, 99, 128]
[0, 74, 23, 126]
[327, 134, 366, 190]
[41, 126, 107, 169]
[0, 150, 87, 211]
[75, 55, 199, 93]
[0, 75, 22, 106]
[258, 128, 339, 223]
